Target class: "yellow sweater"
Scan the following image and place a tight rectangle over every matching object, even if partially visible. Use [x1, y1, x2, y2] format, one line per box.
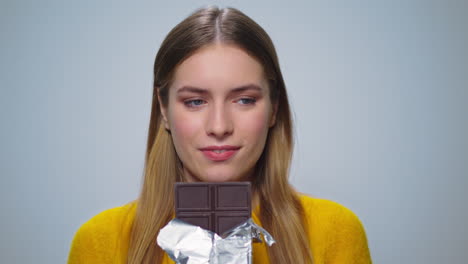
[68, 195, 372, 263]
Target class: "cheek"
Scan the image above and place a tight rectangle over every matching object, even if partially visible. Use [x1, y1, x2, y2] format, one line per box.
[169, 109, 201, 145]
[239, 108, 271, 138]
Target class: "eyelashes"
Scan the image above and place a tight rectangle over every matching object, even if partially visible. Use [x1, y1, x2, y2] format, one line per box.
[237, 98, 256, 105]
[183, 97, 257, 109]
[184, 99, 206, 108]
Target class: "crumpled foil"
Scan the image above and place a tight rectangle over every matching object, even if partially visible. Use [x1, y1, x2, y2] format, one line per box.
[157, 218, 275, 264]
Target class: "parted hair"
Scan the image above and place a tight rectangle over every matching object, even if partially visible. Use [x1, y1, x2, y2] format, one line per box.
[127, 6, 313, 263]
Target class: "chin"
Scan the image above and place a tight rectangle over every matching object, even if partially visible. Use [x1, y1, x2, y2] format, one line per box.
[200, 171, 244, 182]
[201, 176, 239, 182]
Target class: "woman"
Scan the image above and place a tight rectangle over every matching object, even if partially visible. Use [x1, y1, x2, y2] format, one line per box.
[68, 6, 372, 264]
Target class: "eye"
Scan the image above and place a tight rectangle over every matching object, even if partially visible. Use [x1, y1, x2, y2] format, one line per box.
[236, 97, 256, 105]
[184, 99, 206, 108]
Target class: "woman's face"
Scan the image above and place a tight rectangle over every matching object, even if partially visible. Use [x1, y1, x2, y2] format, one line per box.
[159, 44, 277, 182]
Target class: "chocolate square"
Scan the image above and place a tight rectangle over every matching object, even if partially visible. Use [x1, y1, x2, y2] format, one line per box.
[175, 182, 251, 235]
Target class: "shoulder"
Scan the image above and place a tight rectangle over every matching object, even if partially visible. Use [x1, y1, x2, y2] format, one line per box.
[298, 194, 362, 227]
[79, 203, 136, 232]
[68, 202, 136, 264]
[73, 202, 136, 242]
[297, 194, 372, 263]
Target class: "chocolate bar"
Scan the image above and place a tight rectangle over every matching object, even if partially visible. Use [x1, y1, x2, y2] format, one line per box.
[175, 182, 251, 235]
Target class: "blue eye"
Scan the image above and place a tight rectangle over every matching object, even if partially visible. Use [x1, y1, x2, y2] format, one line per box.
[184, 99, 205, 107]
[238, 98, 256, 105]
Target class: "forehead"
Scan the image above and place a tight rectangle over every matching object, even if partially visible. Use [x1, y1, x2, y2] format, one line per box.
[171, 44, 268, 93]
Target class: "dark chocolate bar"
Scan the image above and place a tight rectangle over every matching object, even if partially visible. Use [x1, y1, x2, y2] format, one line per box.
[175, 182, 251, 235]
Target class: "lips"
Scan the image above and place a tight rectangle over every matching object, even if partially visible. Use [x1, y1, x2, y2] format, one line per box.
[199, 145, 240, 161]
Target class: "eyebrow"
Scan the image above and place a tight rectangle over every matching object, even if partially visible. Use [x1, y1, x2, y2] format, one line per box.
[176, 84, 263, 94]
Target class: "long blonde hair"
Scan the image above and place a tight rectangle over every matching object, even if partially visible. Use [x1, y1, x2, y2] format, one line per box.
[127, 6, 313, 263]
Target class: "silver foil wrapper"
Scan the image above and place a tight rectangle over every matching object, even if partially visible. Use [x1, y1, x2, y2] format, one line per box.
[157, 218, 275, 264]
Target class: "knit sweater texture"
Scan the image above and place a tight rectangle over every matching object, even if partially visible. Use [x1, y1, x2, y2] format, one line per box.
[68, 195, 372, 263]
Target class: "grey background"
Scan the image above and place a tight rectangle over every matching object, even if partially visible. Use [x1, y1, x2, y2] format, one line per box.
[1, 0, 467, 263]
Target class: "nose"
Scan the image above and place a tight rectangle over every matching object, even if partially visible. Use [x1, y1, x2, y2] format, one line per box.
[206, 103, 233, 139]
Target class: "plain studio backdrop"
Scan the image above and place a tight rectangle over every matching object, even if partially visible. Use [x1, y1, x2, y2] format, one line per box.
[1, 0, 467, 263]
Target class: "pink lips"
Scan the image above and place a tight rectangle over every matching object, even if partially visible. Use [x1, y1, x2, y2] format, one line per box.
[200, 145, 240, 161]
